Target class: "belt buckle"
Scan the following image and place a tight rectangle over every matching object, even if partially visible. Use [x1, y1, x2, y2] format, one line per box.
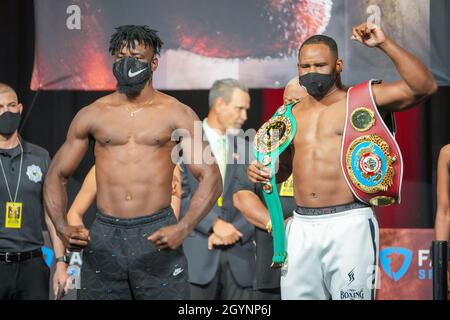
[4, 252, 20, 263]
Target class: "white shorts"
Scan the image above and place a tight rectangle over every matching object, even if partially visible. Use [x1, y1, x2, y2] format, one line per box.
[280, 207, 379, 300]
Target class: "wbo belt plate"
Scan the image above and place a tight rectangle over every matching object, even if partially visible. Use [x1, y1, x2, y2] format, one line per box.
[346, 134, 396, 194]
[255, 116, 293, 154]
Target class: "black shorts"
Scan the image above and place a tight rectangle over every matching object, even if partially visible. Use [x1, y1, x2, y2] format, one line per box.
[77, 207, 189, 300]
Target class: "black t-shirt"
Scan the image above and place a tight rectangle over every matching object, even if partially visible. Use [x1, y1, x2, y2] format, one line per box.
[233, 164, 296, 290]
[0, 139, 50, 252]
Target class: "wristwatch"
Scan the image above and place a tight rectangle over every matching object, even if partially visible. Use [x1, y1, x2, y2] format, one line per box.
[55, 255, 69, 264]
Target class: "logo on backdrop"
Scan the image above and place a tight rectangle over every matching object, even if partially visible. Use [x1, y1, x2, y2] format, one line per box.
[67, 252, 83, 290]
[380, 247, 412, 282]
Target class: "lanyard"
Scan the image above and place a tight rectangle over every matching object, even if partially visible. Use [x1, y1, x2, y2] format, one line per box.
[0, 140, 23, 203]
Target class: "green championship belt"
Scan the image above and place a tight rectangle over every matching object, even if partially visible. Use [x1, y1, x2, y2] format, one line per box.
[254, 100, 300, 268]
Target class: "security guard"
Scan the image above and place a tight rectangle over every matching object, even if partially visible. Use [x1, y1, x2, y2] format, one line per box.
[0, 83, 67, 300]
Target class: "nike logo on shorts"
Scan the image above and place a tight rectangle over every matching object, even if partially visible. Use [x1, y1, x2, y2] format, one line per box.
[173, 267, 184, 277]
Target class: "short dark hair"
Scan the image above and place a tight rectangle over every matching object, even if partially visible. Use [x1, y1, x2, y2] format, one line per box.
[109, 25, 164, 56]
[299, 35, 338, 58]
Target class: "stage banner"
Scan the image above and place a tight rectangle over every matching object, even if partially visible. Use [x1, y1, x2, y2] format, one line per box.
[32, 0, 448, 91]
[377, 228, 434, 300]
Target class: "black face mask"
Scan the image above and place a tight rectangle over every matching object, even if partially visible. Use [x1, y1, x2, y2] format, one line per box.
[113, 57, 152, 95]
[0, 111, 21, 136]
[299, 72, 336, 99]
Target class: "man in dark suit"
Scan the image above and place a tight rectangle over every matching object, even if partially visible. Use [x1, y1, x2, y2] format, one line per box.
[180, 79, 255, 300]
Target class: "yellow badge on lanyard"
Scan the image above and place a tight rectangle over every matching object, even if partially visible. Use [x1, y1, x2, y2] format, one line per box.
[279, 175, 294, 197]
[5, 202, 23, 228]
[217, 196, 223, 207]
[1, 140, 25, 229]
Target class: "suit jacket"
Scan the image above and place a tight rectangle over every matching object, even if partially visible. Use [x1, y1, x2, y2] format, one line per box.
[180, 133, 255, 287]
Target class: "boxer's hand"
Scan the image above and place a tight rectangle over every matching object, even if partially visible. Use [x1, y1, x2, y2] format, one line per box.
[53, 263, 70, 299]
[207, 233, 225, 250]
[148, 222, 189, 250]
[212, 219, 243, 245]
[351, 22, 386, 47]
[247, 160, 272, 184]
[58, 225, 90, 250]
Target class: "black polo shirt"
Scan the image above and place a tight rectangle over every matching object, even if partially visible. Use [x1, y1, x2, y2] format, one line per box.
[233, 163, 296, 290]
[0, 138, 50, 253]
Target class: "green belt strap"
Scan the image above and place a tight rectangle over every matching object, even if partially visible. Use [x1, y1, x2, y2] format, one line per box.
[254, 99, 300, 268]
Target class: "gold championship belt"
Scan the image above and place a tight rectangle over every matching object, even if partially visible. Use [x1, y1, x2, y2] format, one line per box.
[254, 100, 300, 267]
[341, 80, 403, 206]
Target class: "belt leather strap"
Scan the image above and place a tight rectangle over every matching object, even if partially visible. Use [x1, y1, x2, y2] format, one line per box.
[0, 248, 42, 263]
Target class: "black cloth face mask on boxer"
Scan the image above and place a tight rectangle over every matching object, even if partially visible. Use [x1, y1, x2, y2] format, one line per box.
[0, 111, 21, 136]
[113, 57, 152, 95]
[299, 72, 336, 99]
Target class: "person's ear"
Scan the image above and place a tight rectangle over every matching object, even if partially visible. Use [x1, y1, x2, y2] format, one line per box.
[336, 58, 344, 74]
[215, 97, 227, 112]
[150, 56, 159, 72]
[18, 103, 23, 115]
